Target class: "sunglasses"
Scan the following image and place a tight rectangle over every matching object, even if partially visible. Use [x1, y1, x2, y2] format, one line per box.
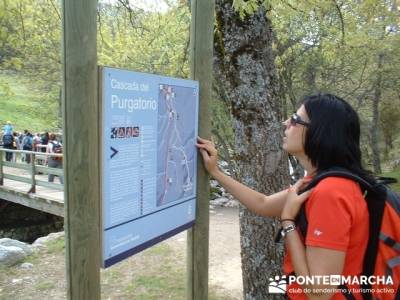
[289, 113, 310, 127]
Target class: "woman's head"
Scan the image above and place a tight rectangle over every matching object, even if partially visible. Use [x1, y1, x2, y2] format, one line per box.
[284, 93, 363, 173]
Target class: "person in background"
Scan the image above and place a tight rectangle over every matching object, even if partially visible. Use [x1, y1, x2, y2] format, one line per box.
[22, 130, 33, 164]
[2, 132, 14, 161]
[41, 132, 49, 152]
[32, 133, 41, 152]
[15, 132, 22, 150]
[46, 133, 63, 184]
[2, 121, 13, 135]
[15, 132, 24, 162]
[12, 132, 18, 161]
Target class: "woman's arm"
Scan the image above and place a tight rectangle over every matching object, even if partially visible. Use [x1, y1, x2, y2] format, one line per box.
[197, 137, 289, 217]
[283, 226, 345, 300]
[212, 169, 291, 217]
[281, 180, 345, 299]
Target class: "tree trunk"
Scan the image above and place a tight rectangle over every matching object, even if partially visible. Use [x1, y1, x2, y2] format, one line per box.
[214, 2, 289, 299]
[371, 53, 383, 174]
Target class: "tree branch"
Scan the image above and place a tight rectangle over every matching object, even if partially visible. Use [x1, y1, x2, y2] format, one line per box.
[332, 0, 345, 43]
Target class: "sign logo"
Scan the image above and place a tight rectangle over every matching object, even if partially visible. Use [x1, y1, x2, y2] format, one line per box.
[268, 276, 287, 294]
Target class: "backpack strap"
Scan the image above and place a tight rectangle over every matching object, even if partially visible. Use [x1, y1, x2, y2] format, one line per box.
[387, 256, 400, 278]
[380, 232, 400, 252]
[376, 176, 398, 185]
[302, 169, 374, 192]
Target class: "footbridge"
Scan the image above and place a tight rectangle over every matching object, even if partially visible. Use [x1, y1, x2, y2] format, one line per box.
[0, 148, 64, 217]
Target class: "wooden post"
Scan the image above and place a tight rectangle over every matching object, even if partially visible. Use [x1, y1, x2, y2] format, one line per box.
[29, 153, 36, 193]
[62, 1, 100, 299]
[187, 0, 214, 299]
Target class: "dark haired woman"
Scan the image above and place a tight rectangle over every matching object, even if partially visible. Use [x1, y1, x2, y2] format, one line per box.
[197, 94, 371, 300]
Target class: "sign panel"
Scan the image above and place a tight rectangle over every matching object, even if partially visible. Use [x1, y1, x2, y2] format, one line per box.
[100, 67, 199, 267]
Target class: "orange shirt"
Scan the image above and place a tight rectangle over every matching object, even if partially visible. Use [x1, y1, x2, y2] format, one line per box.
[284, 177, 369, 300]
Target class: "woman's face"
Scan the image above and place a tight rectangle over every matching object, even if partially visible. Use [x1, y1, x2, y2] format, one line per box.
[282, 104, 309, 156]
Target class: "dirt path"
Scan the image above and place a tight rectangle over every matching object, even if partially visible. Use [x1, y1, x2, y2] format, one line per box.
[0, 206, 243, 299]
[167, 206, 243, 299]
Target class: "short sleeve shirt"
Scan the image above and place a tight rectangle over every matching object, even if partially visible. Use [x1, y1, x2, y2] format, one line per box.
[284, 177, 369, 300]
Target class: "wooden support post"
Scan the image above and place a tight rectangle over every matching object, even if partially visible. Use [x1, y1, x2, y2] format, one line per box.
[187, 1, 214, 299]
[62, 0, 100, 299]
[29, 153, 36, 193]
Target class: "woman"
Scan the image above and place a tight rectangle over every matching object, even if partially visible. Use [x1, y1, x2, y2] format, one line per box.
[197, 93, 373, 300]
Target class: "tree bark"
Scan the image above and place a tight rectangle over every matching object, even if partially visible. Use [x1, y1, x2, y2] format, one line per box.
[214, 2, 289, 299]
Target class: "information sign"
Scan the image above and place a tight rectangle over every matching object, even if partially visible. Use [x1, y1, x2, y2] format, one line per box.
[100, 67, 199, 267]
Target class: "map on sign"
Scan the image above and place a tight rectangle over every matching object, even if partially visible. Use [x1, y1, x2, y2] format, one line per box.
[100, 67, 199, 268]
[157, 85, 196, 206]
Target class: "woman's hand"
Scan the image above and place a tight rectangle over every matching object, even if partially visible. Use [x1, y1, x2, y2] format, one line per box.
[281, 178, 313, 220]
[196, 136, 219, 176]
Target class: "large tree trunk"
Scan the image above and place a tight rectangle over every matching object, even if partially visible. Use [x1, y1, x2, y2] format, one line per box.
[214, 2, 289, 299]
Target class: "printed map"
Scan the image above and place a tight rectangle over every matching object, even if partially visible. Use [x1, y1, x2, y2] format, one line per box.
[157, 84, 197, 206]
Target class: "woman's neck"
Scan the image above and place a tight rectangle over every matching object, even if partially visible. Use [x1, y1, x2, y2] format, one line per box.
[296, 154, 317, 177]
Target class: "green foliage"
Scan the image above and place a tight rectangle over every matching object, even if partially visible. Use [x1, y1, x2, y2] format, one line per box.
[232, 0, 268, 19]
[2, 0, 399, 170]
[270, 0, 400, 166]
[0, 0, 192, 132]
[97, 1, 190, 77]
[0, 71, 59, 132]
[35, 281, 56, 291]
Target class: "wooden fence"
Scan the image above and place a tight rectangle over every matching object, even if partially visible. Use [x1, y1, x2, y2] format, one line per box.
[0, 147, 64, 193]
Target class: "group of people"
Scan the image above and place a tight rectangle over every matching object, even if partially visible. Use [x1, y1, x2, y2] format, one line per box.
[1, 121, 63, 184]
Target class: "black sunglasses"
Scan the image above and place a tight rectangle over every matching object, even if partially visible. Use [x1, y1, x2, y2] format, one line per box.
[290, 113, 310, 127]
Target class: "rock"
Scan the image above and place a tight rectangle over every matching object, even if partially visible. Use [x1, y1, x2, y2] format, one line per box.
[0, 245, 27, 266]
[210, 180, 219, 188]
[225, 200, 239, 208]
[0, 238, 33, 255]
[219, 161, 229, 168]
[12, 278, 23, 284]
[211, 192, 221, 200]
[210, 197, 229, 206]
[32, 231, 64, 248]
[20, 262, 34, 269]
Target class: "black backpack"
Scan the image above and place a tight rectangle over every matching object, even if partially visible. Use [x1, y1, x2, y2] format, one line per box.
[50, 141, 62, 160]
[2, 134, 13, 146]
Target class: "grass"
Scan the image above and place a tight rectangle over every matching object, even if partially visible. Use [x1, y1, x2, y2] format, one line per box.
[0, 235, 233, 299]
[0, 71, 60, 133]
[44, 238, 65, 254]
[35, 281, 55, 291]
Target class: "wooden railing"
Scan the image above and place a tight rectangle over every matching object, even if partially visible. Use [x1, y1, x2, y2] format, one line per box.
[0, 147, 64, 193]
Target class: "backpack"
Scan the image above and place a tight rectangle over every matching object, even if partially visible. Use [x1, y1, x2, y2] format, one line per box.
[298, 168, 400, 300]
[50, 141, 62, 160]
[2, 134, 13, 146]
[22, 135, 33, 148]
